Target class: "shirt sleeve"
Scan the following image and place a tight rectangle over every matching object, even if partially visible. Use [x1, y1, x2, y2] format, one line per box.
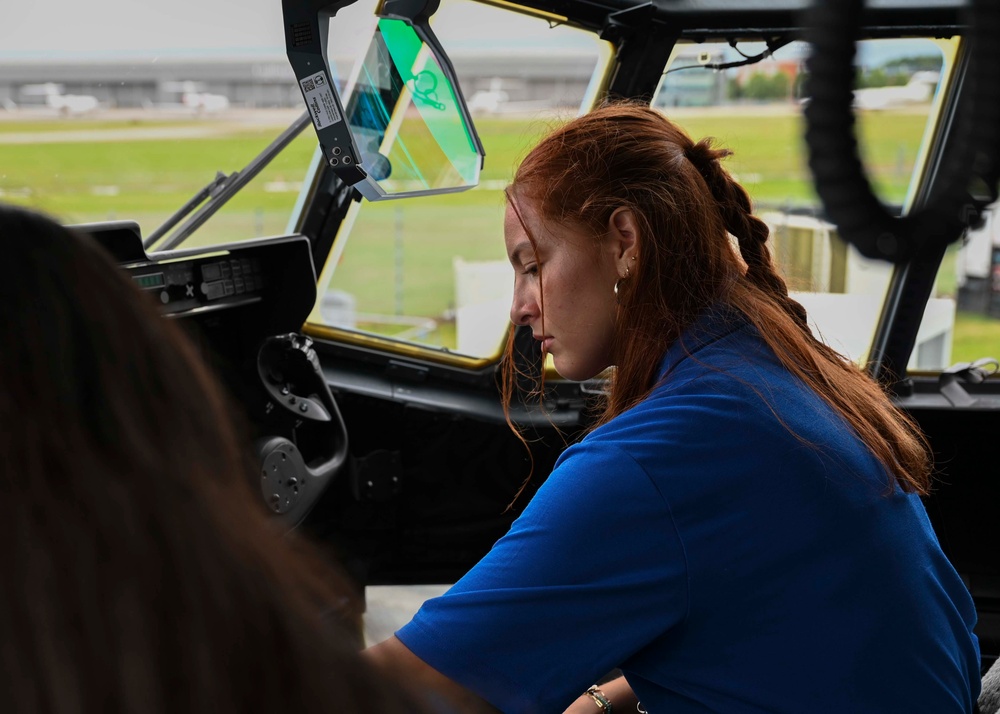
[395, 440, 689, 714]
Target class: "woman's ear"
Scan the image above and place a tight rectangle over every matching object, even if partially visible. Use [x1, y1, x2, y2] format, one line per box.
[608, 207, 640, 268]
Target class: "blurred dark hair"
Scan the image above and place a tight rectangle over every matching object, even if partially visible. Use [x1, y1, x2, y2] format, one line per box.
[0, 203, 428, 713]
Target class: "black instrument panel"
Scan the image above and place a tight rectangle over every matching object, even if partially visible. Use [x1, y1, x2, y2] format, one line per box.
[71, 220, 318, 338]
[71, 220, 349, 528]
[130, 253, 266, 314]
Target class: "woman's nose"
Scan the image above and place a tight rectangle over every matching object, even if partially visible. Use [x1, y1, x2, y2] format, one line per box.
[510, 283, 537, 325]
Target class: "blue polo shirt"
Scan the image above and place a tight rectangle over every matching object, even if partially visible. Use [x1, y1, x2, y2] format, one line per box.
[396, 306, 980, 713]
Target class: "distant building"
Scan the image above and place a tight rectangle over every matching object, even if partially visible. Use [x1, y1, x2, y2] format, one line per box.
[654, 48, 728, 108]
[0, 51, 596, 112]
[0, 56, 302, 110]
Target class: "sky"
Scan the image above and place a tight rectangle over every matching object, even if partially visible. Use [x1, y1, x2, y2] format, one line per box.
[0, 0, 941, 65]
[0, 0, 593, 59]
[2, 0, 289, 57]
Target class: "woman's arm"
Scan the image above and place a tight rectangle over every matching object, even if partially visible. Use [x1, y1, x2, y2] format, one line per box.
[364, 635, 501, 714]
[563, 676, 639, 714]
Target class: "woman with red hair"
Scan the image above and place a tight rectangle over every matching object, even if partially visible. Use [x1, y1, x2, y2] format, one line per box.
[366, 102, 981, 713]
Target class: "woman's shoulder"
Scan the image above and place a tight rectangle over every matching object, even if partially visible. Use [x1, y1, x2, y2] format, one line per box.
[586, 310, 849, 459]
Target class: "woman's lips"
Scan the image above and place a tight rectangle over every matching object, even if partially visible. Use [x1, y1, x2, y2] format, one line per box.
[539, 336, 553, 353]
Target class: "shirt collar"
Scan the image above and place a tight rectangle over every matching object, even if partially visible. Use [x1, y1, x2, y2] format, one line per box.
[657, 303, 749, 380]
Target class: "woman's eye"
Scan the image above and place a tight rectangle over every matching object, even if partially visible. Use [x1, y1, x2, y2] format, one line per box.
[523, 264, 538, 276]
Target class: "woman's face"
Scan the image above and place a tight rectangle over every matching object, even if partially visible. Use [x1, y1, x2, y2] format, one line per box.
[505, 198, 624, 381]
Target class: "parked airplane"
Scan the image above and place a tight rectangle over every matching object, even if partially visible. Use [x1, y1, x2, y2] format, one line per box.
[161, 80, 231, 113]
[18, 82, 99, 116]
[853, 70, 940, 110]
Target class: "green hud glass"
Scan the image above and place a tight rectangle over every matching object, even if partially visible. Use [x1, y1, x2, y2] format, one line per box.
[282, 0, 484, 201]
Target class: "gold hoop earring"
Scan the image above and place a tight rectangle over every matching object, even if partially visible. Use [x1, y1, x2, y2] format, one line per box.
[615, 257, 636, 301]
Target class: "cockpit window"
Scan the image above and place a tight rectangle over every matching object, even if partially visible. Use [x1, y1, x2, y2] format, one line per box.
[304, 0, 609, 361]
[652, 37, 959, 370]
[0, 0, 321, 253]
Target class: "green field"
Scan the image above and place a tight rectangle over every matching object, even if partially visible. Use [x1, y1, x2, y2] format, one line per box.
[0, 109, 923, 238]
[0, 115, 318, 240]
[2, 107, 998, 366]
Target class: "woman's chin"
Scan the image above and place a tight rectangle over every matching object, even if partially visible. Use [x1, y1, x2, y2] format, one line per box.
[552, 359, 603, 383]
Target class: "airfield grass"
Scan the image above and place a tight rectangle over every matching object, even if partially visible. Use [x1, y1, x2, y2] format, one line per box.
[0, 109, 921, 227]
[0, 122, 315, 218]
[2, 107, 998, 364]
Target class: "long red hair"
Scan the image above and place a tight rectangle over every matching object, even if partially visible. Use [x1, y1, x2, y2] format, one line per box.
[501, 100, 931, 496]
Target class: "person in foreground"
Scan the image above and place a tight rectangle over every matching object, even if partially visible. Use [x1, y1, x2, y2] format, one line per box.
[0, 203, 429, 713]
[365, 102, 982, 713]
